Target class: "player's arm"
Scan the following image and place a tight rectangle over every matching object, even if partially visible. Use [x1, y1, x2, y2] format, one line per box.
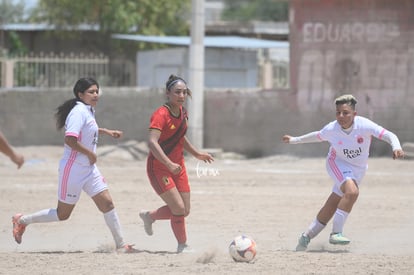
[65, 135, 97, 165]
[381, 130, 405, 159]
[282, 131, 322, 144]
[183, 136, 214, 163]
[99, 128, 123, 139]
[0, 131, 24, 169]
[148, 129, 182, 174]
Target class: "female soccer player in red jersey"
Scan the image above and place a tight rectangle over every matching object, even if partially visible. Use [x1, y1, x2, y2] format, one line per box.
[140, 74, 214, 253]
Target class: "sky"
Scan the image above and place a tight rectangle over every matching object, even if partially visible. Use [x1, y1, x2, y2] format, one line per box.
[11, 0, 38, 19]
[12, 0, 38, 10]
[22, 0, 38, 9]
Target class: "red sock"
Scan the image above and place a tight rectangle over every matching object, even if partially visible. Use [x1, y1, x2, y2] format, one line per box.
[150, 205, 172, 220]
[171, 215, 186, 244]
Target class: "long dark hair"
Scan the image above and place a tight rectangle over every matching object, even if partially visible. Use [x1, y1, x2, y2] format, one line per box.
[55, 77, 99, 130]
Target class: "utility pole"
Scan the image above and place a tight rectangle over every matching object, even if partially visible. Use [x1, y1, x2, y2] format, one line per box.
[188, 0, 205, 149]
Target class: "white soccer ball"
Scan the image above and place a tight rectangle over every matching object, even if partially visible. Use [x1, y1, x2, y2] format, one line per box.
[229, 235, 257, 262]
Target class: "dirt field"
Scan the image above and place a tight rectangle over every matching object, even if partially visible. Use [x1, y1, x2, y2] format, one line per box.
[1, 143, 413, 274]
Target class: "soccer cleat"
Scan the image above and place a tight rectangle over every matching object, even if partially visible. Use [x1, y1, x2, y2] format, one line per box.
[117, 244, 140, 253]
[177, 243, 194, 253]
[295, 233, 310, 251]
[139, 210, 154, 236]
[12, 213, 26, 244]
[329, 232, 351, 245]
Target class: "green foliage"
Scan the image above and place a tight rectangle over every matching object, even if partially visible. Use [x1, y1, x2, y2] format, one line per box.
[0, 0, 25, 23]
[31, 0, 190, 35]
[29, 0, 191, 52]
[222, 0, 288, 22]
[0, 0, 26, 53]
[7, 31, 28, 55]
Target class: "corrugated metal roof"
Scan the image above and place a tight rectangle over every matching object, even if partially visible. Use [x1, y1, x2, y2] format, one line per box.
[112, 34, 288, 49]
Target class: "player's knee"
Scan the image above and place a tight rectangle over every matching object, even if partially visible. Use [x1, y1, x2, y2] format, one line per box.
[99, 201, 114, 213]
[171, 205, 186, 216]
[344, 189, 359, 202]
[184, 209, 190, 217]
[57, 212, 71, 221]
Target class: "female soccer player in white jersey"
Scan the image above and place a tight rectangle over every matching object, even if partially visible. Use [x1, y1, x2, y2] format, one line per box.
[282, 94, 405, 251]
[12, 77, 136, 253]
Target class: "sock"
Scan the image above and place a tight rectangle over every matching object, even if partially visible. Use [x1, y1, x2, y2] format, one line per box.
[171, 215, 186, 244]
[103, 208, 125, 249]
[150, 205, 172, 221]
[19, 209, 59, 225]
[305, 219, 326, 239]
[332, 208, 349, 234]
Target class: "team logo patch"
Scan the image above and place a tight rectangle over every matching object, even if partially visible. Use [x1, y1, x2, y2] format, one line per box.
[357, 136, 364, 144]
[170, 124, 176, 129]
[162, 176, 169, 185]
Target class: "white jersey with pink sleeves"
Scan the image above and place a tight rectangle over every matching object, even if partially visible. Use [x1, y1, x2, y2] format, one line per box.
[63, 101, 98, 166]
[318, 116, 386, 168]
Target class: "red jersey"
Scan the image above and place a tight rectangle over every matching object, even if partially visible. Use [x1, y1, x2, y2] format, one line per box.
[148, 104, 188, 164]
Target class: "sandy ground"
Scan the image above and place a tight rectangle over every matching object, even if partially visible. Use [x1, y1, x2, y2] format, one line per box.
[1, 143, 414, 275]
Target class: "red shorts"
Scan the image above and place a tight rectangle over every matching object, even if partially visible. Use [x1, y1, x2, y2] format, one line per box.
[147, 156, 189, 195]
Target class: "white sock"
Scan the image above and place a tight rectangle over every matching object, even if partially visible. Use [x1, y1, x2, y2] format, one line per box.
[103, 208, 125, 249]
[20, 209, 59, 225]
[305, 219, 326, 239]
[332, 208, 349, 234]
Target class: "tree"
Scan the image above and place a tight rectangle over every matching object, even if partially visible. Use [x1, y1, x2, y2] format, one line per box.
[30, 0, 191, 52]
[0, 0, 26, 53]
[0, 0, 25, 23]
[222, 0, 288, 22]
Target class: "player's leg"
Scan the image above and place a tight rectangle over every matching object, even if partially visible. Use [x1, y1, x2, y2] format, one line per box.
[338, 178, 359, 212]
[329, 178, 359, 245]
[12, 160, 81, 244]
[316, 192, 342, 225]
[142, 165, 182, 237]
[139, 205, 171, 236]
[175, 191, 192, 253]
[12, 203, 67, 244]
[158, 187, 191, 252]
[296, 192, 341, 251]
[92, 188, 128, 250]
[92, 189, 136, 252]
[142, 161, 174, 229]
[179, 191, 191, 217]
[86, 166, 134, 252]
[173, 169, 192, 252]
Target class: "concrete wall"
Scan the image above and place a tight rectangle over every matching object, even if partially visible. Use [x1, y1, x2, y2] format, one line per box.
[0, 88, 162, 147]
[0, 87, 410, 158]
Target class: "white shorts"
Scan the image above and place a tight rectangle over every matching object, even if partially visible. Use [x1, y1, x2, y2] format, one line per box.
[58, 159, 108, 204]
[326, 157, 367, 197]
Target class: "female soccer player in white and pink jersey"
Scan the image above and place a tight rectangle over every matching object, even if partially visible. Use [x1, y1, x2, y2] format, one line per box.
[282, 94, 405, 251]
[12, 77, 136, 253]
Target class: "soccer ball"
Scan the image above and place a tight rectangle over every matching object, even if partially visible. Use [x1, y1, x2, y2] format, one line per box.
[229, 235, 257, 262]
